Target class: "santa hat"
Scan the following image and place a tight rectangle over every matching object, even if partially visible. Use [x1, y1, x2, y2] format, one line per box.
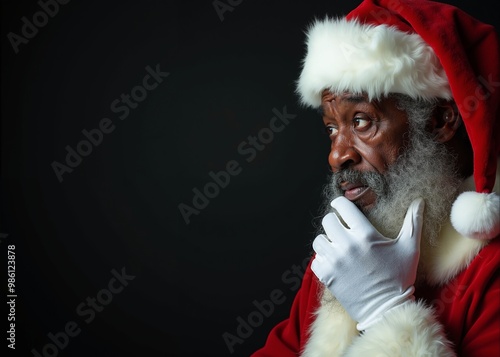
[297, 0, 500, 240]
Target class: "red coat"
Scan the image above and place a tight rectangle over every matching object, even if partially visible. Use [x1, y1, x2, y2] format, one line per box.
[252, 236, 500, 356]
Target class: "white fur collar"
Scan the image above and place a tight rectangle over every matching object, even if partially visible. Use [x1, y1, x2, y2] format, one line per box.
[422, 158, 500, 286]
[301, 159, 500, 356]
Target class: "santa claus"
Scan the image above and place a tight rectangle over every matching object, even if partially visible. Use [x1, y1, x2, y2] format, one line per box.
[252, 0, 500, 356]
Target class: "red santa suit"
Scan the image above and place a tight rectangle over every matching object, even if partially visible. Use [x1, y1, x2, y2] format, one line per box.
[252, 0, 500, 355]
[251, 169, 500, 356]
[252, 170, 500, 357]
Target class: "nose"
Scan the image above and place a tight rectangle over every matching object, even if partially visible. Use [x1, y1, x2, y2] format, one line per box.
[328, 135, 361, 171]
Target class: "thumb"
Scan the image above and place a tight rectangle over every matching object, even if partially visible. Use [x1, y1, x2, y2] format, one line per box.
[397, 198, 425, 247]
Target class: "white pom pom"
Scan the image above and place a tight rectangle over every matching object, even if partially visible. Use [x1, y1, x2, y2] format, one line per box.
[450, 192, 500, 240]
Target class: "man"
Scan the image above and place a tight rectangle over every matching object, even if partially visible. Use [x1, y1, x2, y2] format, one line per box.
[252, 0, 499, 356]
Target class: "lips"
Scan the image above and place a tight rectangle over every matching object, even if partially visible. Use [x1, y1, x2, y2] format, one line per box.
[341, 183, 370, 201]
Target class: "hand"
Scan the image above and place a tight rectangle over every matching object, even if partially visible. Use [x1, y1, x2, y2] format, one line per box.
[311, 196, 425, 331]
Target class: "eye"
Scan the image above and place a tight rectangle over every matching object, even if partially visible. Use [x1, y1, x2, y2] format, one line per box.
[353, 115, 371, 130]
[324, 125, 338, 137]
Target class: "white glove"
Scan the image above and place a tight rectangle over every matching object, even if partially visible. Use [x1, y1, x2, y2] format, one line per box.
[311, 196, 425, 331]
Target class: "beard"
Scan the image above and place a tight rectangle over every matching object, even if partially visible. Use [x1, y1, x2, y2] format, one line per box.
[317, 95, 464, 308]
[320, 105, 462, 248]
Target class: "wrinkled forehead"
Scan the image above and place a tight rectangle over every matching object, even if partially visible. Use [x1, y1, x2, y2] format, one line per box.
[319, 90, 391, 113]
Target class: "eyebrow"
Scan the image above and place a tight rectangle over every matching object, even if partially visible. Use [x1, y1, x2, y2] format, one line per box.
[342, 94, 367, 103]
[317, 94, 368, 116]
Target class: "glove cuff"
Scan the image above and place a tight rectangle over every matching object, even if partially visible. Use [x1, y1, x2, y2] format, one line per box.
[356, 287, 415, 331]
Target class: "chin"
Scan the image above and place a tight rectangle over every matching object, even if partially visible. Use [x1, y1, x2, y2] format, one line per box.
[355, 200, 376, 214]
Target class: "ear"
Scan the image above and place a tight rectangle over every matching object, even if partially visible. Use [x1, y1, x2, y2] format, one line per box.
[430, 101, 462, 143]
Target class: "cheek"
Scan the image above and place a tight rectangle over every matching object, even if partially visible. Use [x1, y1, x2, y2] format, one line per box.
[358, 136, 407, 172]
[368, 118, 409, 171]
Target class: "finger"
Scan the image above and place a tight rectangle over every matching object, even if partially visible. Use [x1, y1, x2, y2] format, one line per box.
[321, 212, 348, 241]
[311, 258, 333, 287]
[310, 257, 322, 279]
[312, 234, 332, 255]
[330, 196, 372, 232]
[398, 198, 425, 246]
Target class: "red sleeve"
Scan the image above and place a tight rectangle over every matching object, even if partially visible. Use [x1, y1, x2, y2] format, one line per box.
[458, 238, 500, 356]
[251, 259, 320, 357]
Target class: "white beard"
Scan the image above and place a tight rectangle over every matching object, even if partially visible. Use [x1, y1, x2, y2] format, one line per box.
[320, 98, 463, 283]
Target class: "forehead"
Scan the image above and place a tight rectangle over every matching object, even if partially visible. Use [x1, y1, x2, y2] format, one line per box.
[321, 90, 367, 102]
[320, 91, 386, 114]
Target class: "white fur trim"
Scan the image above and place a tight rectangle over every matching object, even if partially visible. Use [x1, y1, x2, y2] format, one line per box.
[343, 301, 455, 357]
[296, 18, 452, 107]
[423, 219, 487, 286]
[450, 191, 500, 240]
[449, 160, 500, 240]
[300, 291, 357, 357]
[302, 161, 500, 355]
[421, 159, 500, 284]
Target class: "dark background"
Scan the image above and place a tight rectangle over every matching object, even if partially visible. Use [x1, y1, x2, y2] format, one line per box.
[1, 1, 498, 356]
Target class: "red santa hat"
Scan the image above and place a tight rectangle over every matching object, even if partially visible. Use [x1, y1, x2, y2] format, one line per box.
[297, 0, 500, 240]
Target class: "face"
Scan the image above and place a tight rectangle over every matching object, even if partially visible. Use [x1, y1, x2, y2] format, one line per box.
[321, 91, 410, 211]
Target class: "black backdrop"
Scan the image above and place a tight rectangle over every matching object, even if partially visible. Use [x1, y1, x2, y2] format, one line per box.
[1, 1, 498, 356]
